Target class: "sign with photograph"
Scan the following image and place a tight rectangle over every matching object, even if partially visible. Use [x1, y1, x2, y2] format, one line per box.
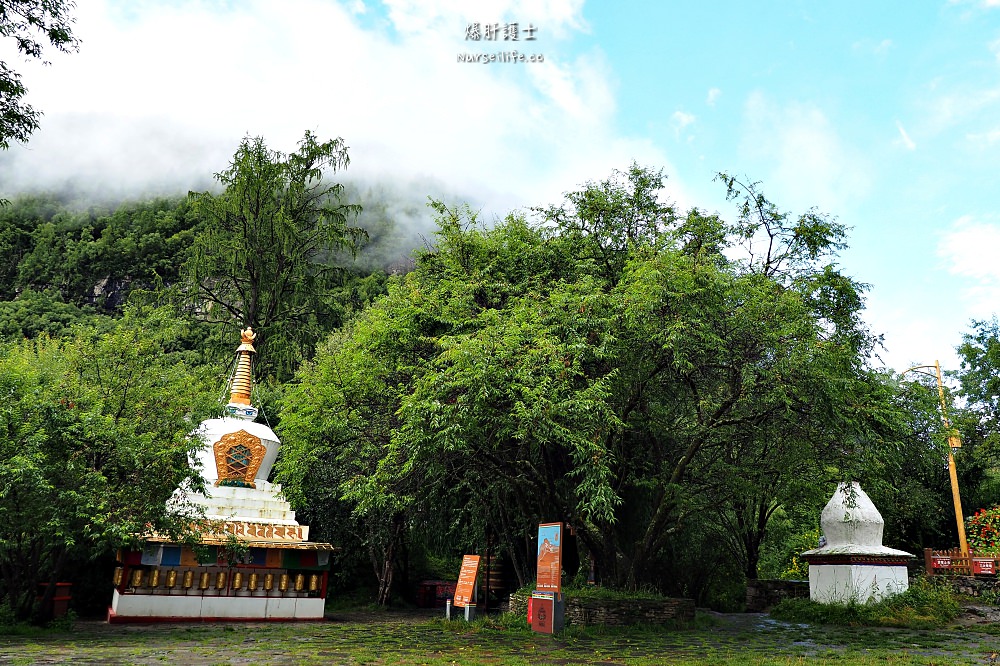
[536, 522, 562, 592]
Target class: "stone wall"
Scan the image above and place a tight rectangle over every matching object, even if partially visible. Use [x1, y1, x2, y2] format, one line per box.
[928, 574, 1000, 599]
[509, 591, 695, 627]
[745, 580, 810, 612]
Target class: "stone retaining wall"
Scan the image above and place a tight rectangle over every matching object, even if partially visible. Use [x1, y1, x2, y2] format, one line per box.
[745, 579, 810, 612]
[928, 574, 1000, 599]
[509, 591, 695, 627]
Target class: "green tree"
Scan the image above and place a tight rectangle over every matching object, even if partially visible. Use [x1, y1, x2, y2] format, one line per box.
[278, 167, 889, 597]
[957, 318, 1000, 441]
[186, 131, 366, 379]
[0, 0, 79, 148]
[0, 306, 213, 623]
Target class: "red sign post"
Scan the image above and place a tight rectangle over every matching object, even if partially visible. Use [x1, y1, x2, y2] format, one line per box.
[530, 593, 555, 633]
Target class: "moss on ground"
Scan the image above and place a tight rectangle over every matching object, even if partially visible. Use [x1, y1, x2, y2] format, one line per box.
[0, 608, 997, 664]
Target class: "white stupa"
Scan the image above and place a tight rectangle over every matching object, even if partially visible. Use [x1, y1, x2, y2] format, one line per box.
[801, 482, 912, 604]
[186, 328, 304, 537]
[108, 328, 332, 622]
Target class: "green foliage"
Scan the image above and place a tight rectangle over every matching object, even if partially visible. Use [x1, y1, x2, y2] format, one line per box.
[759, 526, 821, 581]
[218, 534, 250, 569]
[559, 584, 668, 602]
[186, 130, 367, 380]
[0, 305, 215, 623]
[770, 577, 960, 629]
[0, 0, 79, 148]
[0, 196, 203, 317]
[278, 166, 894, 599]
[0, 288, 99, 339]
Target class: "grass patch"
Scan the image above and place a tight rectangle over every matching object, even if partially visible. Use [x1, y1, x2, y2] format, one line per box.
[770, 577, 960, 629]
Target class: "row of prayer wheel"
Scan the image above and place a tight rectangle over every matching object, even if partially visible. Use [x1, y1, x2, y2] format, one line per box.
[115, 568, 321, 593]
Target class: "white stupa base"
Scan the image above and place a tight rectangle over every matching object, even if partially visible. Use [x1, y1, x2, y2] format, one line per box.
[808, 564, 909, 604]
[109, 590, 325, 622]
[173, 481, 300, 524]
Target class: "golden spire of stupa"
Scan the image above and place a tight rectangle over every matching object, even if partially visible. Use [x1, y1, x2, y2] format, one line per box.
[229, 327, 256, 407]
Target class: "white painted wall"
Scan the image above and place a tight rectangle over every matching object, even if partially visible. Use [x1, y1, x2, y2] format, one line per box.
[111, 590, 325, 620]
[808, 564, 909, 604]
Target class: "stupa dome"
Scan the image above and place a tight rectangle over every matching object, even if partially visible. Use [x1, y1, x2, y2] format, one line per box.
[802, 482, 911, 558]
[189, 327, 279, 488]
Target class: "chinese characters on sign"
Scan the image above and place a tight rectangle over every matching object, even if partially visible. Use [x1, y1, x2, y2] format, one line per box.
[466, 22, 538, 41]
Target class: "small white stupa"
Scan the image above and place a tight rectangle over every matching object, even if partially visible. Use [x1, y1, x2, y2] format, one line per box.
[800, 482, 913, 604]
[108, 328, 333, 623]
[187, 328, 301, 535]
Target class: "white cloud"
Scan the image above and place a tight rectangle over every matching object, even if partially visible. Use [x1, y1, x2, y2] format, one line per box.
[967, 128, 1000, 143]
[382, 0, 587, 38]
[671, 111, 695, 137]
[938, 215, 1000, 316]
[0, 0, 671, 220]
[739, 92, 872, 213]
[862, 295, 965, 373]
[895, 120, 917, 150]
[939, 216, 1000, 281]
[706, 88, 721, 106]
[921, 86, 1000, 135]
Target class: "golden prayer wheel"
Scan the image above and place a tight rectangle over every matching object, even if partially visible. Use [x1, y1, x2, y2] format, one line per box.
[112, 567, 124, 586]
[148, 569, 160, 588]
[308, 574, 319, 592]
[199, 572, 210, 590]
[264, 574, 274, 591]
[248, 573, 259, 591]
[216, 572, 227, 590]
[130, 569, 144, 588]
[233, 572, 243, 590]
[166, 570, 177, 588]
[182, 571, 194, 589]
[278, 574, 289, 592]
[294, 574, 305, 592]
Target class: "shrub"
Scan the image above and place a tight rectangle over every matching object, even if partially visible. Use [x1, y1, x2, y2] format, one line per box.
[770, 577, 959, 629]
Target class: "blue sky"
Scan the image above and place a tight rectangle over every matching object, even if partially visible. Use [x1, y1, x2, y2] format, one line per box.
[2, 0, 999, 373]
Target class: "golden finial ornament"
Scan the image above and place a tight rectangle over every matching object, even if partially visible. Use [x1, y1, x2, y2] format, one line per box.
[229, 327, 256, 408]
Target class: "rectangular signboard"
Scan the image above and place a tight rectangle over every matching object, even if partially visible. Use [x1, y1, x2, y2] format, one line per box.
[453, 555, 480, 608]
[536, 522, 563, 592]
[530, 592, 554, 634]
[973, 558, 996, 575]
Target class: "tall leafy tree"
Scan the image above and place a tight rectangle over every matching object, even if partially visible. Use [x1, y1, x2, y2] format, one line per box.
[0, 0, 79, 148]
[0, 306, 213, 622]
[278, 167, 890, 595]
[186, 131, 366, 379]
[957, 317, 1000, 437]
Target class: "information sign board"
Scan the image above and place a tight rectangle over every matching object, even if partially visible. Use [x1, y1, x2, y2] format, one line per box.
[453, 555, 480, 608]
[974, 558, 996, 575]
[530, 592, 554, 634]
[536, 523, 563, 592]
